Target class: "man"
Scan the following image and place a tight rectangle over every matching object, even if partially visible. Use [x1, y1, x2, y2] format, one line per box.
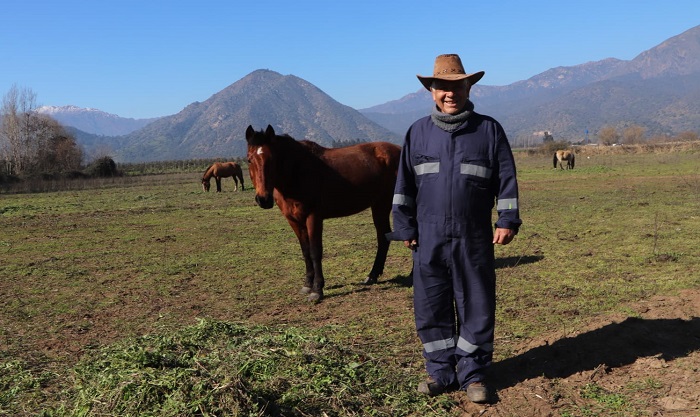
[386, 54, 521, 404]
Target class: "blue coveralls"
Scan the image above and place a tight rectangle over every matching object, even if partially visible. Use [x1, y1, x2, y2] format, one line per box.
[387, 112, 521, 389]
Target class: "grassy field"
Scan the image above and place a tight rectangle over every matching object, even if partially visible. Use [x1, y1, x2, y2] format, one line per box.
[1, 148, 699, 416]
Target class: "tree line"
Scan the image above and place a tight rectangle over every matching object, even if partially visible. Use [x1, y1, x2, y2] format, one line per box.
[595, 125, 699, 145]
[533, 124, 698, 148]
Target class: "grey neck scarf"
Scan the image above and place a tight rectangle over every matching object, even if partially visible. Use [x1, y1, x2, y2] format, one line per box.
[431, 99, 474, 132]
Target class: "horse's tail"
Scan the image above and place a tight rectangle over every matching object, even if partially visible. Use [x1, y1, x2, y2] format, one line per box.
[570, 153, 575, 169]
[553, 152, 558, 168]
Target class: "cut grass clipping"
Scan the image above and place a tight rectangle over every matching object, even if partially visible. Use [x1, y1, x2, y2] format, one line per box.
[42, 319, 454, 417]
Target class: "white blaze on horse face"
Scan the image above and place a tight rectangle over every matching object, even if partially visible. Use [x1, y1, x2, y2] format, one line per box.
[256, 147, 264, 155]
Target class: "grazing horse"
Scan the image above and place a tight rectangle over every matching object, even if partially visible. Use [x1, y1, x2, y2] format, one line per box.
[201, 162, 245, 192]
[553, 150, 575, 170]
[245, 125, 401, 302]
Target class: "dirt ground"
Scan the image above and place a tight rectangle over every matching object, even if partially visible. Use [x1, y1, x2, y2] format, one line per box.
[456, 288, 700, 416]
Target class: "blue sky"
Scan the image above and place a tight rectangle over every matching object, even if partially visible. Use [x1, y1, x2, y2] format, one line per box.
[1, 1, 698, 119]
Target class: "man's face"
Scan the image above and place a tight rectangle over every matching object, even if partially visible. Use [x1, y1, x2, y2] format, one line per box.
[431, 79, 471, 115]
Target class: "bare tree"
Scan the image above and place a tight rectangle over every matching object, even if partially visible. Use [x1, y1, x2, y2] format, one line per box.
[597, 125, 620, 146]
[1, 85, 83, 176]
[622, 124, 647, 145]
[1, 85, 37, 174]
[675, 131, 700, 142]
[33, 117, 83, 174]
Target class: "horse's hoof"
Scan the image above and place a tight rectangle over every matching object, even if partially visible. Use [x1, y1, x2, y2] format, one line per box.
[300, 286, 312, 295]
[307, 292, 323, 303]
[363, 276, 378, 285]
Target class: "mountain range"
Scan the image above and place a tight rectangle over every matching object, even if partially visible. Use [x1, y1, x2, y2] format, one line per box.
[36, 105, 159, 137]
[361, 24, 700, 145]
[44, 24, 700, 162]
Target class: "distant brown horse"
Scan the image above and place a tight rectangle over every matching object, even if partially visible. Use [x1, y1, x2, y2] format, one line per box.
[245, 125, 401, 302]
[201, 162, 245, 192]
[553, 150, 575, 170]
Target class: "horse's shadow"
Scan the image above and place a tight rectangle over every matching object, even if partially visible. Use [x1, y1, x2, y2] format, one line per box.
[324, 254, 544, 297]
[363, 254, 545, 291]
[385, 273, 413, 288]
[490, 316, 700, 390]
[323, 274, 413, 298]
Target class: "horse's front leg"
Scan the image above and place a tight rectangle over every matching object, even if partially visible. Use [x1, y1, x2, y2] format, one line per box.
[305, 214, 325, 302]
[287, 219, 315, 297]
[215, 177, 222, 192]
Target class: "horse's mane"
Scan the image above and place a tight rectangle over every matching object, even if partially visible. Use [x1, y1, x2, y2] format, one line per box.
[247, 127, 327, 159]
[298, 140, 326, 157]
[202, 163, 214, 180]
[247, 130, 295, 147]
[262, 132, 326, 157]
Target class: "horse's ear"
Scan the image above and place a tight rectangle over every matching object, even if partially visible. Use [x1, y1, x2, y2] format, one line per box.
[245, 125, 255, 144]
[265, 124, 275, 138]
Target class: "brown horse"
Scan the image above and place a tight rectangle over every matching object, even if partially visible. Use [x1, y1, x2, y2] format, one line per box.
[553, 150, 575, 170]
[201, 162, 245, 192]
[245, 125, 401, 302]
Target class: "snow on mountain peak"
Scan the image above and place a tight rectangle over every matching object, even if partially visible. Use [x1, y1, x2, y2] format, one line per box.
[33, 105, 158, 136]
[37, 105, 105, 115]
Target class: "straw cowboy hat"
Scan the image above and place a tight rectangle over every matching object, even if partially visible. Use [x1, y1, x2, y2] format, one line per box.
[417, 54, 485, 90]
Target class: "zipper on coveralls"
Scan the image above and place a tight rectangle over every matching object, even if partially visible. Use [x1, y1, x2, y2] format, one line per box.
[446, 131, 456, 238]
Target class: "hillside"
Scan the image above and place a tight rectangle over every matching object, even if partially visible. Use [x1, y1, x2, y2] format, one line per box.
[109, 70, 400, 162]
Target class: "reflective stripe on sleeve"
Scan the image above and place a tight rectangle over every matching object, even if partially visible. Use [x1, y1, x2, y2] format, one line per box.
[460, 163, 492, 179]
[496, 198, 518, 210]
[392, 194, 415, 208]
[414, 162, 439, 175]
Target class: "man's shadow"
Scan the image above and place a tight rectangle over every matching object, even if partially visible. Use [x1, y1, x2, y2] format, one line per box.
[495, 255, 544, 269]
[490, 316, 700, 390]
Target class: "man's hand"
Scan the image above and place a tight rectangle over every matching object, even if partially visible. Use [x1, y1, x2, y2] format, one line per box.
[493, 228, 515, 245]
